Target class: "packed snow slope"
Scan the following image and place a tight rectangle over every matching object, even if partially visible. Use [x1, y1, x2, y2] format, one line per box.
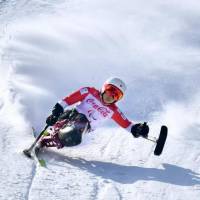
[0, 0, 200, 199]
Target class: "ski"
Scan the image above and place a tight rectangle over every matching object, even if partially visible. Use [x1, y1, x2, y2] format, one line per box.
[38, 159, 46, 167]
[32, 127, 37, 138]
[23, 147, 46, 167]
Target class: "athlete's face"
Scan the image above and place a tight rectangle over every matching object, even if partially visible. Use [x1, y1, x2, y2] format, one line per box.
[102, 92, 116, 104]
[102, 84, 123, 105]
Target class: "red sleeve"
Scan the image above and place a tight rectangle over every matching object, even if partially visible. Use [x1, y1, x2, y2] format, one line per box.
[62, 87, 89, 105]
[112, 108, 132, 129]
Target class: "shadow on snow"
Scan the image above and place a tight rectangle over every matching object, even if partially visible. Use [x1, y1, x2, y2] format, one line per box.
[44, 150, 200, 186]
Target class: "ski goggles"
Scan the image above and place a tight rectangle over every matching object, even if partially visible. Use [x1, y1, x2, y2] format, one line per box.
[104, 84, 123, 101]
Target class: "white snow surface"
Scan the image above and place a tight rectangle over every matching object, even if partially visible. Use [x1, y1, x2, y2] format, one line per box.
[0, 0, 200, 199]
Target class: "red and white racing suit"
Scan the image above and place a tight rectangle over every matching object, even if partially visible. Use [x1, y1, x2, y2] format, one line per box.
[58, 87, 134, 133]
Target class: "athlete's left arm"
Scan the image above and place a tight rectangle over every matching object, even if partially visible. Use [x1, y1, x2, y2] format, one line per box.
[112, 108, 149, 138]
[111, 108, 133, 132]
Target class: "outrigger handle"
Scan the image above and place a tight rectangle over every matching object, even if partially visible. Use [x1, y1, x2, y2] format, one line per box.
[25, 125, 49, 153]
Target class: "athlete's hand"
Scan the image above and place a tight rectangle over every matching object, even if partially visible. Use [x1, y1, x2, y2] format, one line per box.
[52, 103, 64, 117]
[131, 122, 149, 138]
[46, 115, 58, 126]
[46, 103, 64, 126]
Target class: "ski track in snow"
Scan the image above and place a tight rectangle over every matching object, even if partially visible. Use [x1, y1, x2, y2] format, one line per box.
[1, 0, 200, 199]
[24, 164, 37, 200]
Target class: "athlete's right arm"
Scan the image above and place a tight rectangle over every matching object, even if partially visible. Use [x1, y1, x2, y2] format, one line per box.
[58, 87, 90, 109]
[46, 87, 90, 126]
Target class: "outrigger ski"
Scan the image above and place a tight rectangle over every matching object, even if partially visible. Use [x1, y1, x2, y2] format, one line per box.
[145, 125, 168, 156]
[23, 126, 47, 167]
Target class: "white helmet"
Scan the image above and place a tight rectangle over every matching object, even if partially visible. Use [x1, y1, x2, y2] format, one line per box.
[102, 77, 127, 100]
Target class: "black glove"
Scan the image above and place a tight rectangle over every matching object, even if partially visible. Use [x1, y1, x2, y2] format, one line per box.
[46, 115, 58, 126]
[46, 103, 64, 126]
[52, 103, 64, 117]
[131, 122, 149, 138]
